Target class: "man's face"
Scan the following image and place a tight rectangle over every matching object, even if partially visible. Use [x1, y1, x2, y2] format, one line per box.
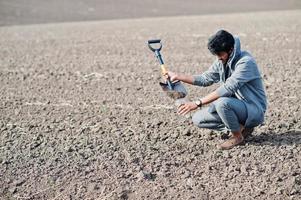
[216, 51, 230, 65]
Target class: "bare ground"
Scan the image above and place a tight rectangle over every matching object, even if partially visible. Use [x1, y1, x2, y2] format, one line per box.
[0, 10, 301, 200]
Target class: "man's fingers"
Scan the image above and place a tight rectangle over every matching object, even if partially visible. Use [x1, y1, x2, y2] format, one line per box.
[178, 103, 196, 115]
[182, 110, 189, 115]
[177, 105, 185, 114]
[178, 105, 189, 115]
[177, 105, 186, 114]
[177, 103, 184, 109]
[180, 108, 189, 115]
[164, 74, 174, 82]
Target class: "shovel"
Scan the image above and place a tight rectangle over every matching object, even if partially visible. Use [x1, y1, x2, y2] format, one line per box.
[147, 39, 188, 100]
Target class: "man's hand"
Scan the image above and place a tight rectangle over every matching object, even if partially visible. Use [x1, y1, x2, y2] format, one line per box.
[165, 71, 178, 81]
[177, 102, 198, 115]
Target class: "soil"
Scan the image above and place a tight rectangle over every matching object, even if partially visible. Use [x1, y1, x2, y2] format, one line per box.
[0, 10, 301, 200]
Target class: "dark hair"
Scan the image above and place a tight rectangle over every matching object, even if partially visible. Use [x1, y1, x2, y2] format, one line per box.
[207, 30, 234, 55]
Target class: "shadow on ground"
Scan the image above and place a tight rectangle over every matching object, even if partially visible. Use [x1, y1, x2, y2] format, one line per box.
[247, 130, 301, 146]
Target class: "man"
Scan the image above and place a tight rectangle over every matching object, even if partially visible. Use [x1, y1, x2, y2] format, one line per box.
[167, 30, 267, 150]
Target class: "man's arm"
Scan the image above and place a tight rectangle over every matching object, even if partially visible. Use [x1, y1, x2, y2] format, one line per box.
[168, 60, 221, 86]
[192, 60, 220, 86]
[178, 90, 220, 115]
[200, 90, 220, 105]
[175, 74, 194, 84]
[166, 72, 194, 84]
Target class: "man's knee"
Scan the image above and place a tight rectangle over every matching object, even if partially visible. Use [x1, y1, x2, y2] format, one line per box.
[192, 110, 202, 127]
[215, 97, 232, 112]
[192, 112, 201, 127]
[192, 109, 207, 127]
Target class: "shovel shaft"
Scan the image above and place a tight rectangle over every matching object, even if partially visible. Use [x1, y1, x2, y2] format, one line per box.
[155, 50, 167, 75]
[166, 78, 173, 90]
[160, 64, 167, 75]
[148, 40, 173, 90]
[155, 52, 173, 90]
[155, 50, 164, 65]
[161, 64, 173, 89]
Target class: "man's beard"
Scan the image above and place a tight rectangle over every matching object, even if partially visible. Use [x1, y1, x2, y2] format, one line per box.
[221, 56, 231, 65]
[220, 59, 228, 65]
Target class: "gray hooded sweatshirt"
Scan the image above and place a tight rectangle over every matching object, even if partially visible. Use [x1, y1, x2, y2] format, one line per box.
[193, 37, 267, 128]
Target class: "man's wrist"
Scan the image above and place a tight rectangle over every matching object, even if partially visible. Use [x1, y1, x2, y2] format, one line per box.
[194, 99, 203, 107]
[175, 74, 181, 81]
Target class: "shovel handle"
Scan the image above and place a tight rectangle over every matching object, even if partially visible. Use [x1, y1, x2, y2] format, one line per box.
[161, 64, 173, 89]
[147, 39, 173, 89]
[160, 64, 168, 75]
[148, 39, 161, 44]
[148, 39, 162, 52]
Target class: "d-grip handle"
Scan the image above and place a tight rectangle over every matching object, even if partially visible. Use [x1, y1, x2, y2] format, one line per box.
[147, 39, 162, 52]
[148, 39, 161, 44]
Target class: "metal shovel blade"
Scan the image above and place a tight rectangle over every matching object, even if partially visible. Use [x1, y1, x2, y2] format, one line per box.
[159, 80, 187, 100]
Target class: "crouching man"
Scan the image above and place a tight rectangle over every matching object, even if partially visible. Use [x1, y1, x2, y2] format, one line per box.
[167, 30, 267, 150]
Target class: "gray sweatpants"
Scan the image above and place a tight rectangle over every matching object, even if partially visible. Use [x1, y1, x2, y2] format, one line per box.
[192, 97, 248, 132]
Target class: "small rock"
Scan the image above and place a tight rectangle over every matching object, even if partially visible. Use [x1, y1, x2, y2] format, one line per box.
[184, 128, 192, 136]
[186, 178, 195, 188]
[137, 171, 156, 181]
[171, 132, 179, 138]
[207, 135, 214, 140]
[9, 186, 17, 194]
[240, 164, 250, 173]
[206, 165, 213, 171]
[295, 176, 301, 185]
[87, 183, 99, 192]
[65, 146, 73, 152]
[276, 188, 283, 195]
[290, 188, 299, 196]
[181, 170, 191, 179]
[223, 151, 232, 158]
[14, 179, 25, 187]
[2, 159, 9, 165]
[118, 191, 128, 200]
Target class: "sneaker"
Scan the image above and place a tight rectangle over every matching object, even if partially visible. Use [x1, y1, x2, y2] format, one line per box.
[217, 136, 244, 150]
